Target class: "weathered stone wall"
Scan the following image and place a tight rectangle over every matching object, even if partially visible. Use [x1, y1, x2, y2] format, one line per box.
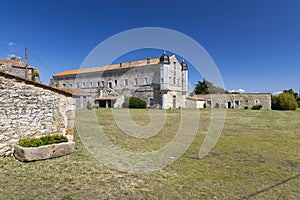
[0, 58, 40, 83]
[0, 73, 75, 157]
[0, 64, 32, 80]
[185, 98, 206, 109]
[194, 94, 272, 110]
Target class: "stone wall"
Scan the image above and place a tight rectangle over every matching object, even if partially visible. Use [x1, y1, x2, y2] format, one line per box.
[0, 72, 75, 157]
[194, 93, 272, 110]
[0, 58, 40, 83]
[185, 97, 206, 109]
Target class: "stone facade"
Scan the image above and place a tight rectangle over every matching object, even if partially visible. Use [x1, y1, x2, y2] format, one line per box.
[0, 71, 75, 157]
[188, 93, 272, 110]
[52, 53, 188, 109]
[56, 88, 92, 110]
[186, 97, 206, 109]
[0, 57, 40, 83]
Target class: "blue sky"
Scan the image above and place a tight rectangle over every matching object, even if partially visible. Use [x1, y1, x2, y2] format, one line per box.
[0, 0, 299, 93]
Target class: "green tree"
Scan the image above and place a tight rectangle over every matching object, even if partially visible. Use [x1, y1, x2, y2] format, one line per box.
[271, 95, 280, 110]
[272, 89, 298, 110]
[194, 79, 228, 94]
[278, 92, 298, 110]
[194, 80, 209, 94]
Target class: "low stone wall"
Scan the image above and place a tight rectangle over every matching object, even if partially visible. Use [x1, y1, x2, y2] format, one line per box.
[194, 93, 272, 110]
[0, 72, 75, 156]
[185, 98, 206, 109]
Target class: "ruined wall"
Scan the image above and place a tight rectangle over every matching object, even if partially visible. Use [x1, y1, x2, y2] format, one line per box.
[0, 58, 40, 83]
[0, 64, 32, 79]
[195, 94, 272, 110]
[0, 73, 75, 156]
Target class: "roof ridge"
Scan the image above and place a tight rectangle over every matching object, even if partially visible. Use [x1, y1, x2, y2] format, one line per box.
[54, 57, 161, 77]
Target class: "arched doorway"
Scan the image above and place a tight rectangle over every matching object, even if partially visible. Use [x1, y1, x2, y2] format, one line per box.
[227, 101, 231, 109]
[173, 95, 176, 109]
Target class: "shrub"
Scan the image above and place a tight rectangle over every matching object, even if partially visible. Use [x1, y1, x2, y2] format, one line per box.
[272, 93, 298, 110]
[86, 101, 92, 110]
[18, 134, 68, 147]
[271, 95, 280, 110]
[123, 97, 146, 108]
[251, 105, 262, 110]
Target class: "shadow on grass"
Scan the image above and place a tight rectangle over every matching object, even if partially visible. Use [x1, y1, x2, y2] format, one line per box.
[241, 172, 300, 199]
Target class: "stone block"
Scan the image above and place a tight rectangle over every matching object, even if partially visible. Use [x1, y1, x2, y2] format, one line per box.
[13, 141, 75, 162]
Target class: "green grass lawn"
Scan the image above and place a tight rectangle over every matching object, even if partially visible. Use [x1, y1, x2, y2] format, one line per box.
[0, 109, 300, 199]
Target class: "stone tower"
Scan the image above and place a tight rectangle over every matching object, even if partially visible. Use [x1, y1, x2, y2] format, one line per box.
[181, 60, 188, 108]
[159, 51, 170, 109]
[181, 60, 188, 94]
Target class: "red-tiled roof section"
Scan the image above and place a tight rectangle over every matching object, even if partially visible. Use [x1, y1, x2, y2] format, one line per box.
[53, 58, 160, 77]
[53, 69, 80, 77]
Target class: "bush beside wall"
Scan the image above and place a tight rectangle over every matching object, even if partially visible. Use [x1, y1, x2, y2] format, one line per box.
[123, 97, 146, 108]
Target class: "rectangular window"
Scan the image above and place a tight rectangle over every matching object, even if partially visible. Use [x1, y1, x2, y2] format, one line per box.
[97, 81, 100, 87]
[161, 78, 164, 83]
[82, 82, 86, 88]
[70, 83, 73, 88]
[235, 100, 240, 106]
[101, 81, 105, 87]
[149, 98, 154, 107]
[173, 77, 176, 84]
[174, 62, 176, 76]
[134, 78, 138, 85]
[114, 80, 118, 87]
[62, 83, 66, 87]
[207, 100, 211, 107]
[124, 78, 128, 86]
[144, 77, 148, 85]
[89, 82, 93, 87]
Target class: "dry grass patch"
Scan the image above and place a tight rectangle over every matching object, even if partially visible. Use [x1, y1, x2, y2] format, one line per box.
[0, 108, 299, 199]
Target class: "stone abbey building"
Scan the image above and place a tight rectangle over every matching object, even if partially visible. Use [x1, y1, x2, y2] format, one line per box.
[52, 52, 189, 109]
